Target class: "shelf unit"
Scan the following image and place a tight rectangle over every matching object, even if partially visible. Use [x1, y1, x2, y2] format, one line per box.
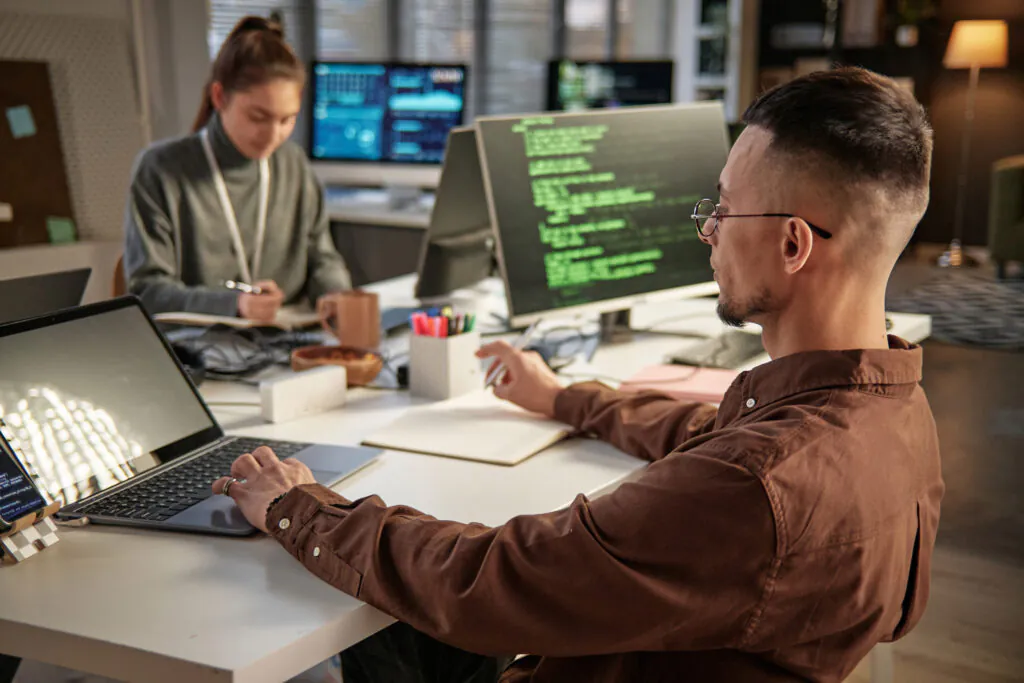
[673, 0, 759, 122]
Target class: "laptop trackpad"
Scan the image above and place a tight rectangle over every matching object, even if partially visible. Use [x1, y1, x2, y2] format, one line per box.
[169, 494, 256, 535]
[291, 444, 381, 487]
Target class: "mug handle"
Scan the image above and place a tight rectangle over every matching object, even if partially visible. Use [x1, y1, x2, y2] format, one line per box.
[317, 297, 339, 342]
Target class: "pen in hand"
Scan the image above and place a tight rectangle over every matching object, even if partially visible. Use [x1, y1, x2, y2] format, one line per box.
[484, 320, 541, 389]
[225, 280, 264, 296]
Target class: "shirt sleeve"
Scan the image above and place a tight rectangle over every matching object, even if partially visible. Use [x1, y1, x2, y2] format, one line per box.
[267, 447, 776, 659]
[554, 382, 719, 462]
[123, 155, 239, 316]
[303, 174, 352, 304]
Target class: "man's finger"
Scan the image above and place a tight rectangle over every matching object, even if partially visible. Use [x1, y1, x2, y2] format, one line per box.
[255, 279, 282, 293]
[231, 452, 261, 480]
[211, 476, 248, 499]
[493, 381, 512, 401]
[252, 446, 279, 468]
[477, 340, 513, 360]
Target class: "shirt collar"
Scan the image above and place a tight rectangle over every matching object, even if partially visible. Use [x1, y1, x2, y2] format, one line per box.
[730, 335, 923, 412]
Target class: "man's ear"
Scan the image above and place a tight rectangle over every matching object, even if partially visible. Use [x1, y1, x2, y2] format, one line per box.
[781, 218, 814, 275]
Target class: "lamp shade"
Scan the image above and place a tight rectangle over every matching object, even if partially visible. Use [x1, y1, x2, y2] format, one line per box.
[944, 20, 1009, 69]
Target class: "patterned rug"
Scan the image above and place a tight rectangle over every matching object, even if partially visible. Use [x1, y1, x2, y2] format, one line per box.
[887, 272, 1024, 351]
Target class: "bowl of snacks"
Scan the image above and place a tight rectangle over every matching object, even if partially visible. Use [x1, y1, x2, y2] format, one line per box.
[290, 345, 383, 386]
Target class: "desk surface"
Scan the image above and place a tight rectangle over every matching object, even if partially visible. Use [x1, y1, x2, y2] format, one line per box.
[0, 275, 932, 683]
[326, 189, 431, 229]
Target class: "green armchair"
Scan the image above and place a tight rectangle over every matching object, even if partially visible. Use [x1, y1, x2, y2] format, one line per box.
[988, 155, 1024, 279]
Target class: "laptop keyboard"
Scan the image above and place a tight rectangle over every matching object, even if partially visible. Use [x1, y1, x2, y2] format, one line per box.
[79, 437, 309, 522]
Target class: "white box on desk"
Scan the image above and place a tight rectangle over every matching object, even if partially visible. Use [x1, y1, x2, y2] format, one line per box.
[409, 330, 482, 400]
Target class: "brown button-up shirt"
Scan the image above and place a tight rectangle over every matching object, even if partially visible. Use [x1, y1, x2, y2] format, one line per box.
[268, 336, 943, 682]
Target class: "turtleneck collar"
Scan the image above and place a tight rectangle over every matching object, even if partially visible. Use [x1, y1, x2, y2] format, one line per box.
[207, 112, 255, 170]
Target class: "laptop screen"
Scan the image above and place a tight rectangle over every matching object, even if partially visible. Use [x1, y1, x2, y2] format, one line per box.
[0, 268, 91, 324]
[0, 301, 218, 506]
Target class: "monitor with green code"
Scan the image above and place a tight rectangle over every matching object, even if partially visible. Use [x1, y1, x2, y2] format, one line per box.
[474, 103, 728, 326]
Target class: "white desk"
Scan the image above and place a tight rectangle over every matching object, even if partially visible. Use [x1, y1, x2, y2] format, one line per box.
[326, 190, 431, 230]
[0, 276, 932, 683]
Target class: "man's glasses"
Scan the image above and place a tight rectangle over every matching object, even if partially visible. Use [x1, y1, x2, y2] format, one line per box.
[691, 198, 833, 240]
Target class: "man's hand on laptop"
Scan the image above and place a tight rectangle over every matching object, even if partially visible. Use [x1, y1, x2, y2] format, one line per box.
[476, 341, 561, 418]
[212, 446, 315, 533]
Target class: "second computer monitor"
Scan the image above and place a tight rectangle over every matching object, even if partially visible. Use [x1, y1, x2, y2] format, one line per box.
[414, 127, 494, 300]
[475, 103, 729, 327]
[310, 62, 467, 165]
[547, 60, 674, 111]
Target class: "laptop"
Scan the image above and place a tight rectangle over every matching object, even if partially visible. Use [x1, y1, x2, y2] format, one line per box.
[0, 268, 91, 323]
[0, 296, 380, 536]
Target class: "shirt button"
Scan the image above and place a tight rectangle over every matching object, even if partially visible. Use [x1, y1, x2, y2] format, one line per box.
[278, 518, 291, 530]
[313, 547, 321, 558]
[745, 398, 757, 408]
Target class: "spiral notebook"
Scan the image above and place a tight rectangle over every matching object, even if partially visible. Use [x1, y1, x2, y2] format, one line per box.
[361, 391, 572, 466]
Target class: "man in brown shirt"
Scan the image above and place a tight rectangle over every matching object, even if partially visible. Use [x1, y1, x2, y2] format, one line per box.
[213, 67, 943, 682]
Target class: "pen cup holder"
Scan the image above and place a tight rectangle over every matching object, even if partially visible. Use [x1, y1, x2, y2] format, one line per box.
[409, 331, 482, 400]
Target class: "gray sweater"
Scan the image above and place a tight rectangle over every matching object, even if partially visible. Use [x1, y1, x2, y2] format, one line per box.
[123, 114, 351, 316]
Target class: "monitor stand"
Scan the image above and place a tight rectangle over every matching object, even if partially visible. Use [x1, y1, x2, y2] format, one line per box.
[599, 309, 633, 344]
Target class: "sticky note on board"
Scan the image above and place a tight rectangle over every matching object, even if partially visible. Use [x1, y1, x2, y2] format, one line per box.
[46, 216, 77, 244]
[6, 105, 37, 139]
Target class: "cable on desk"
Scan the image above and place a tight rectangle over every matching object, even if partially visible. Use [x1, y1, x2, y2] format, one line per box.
[166, 325, 323, 382]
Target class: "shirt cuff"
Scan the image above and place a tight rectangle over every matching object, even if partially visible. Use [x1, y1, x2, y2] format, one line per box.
[267, 484, 352, 552]
[553, 382, 612, 429]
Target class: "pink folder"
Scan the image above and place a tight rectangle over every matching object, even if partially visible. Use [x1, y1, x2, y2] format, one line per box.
[619, 365, 740, 404]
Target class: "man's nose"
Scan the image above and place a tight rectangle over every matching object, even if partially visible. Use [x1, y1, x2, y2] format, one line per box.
[698, 226, 714, 246]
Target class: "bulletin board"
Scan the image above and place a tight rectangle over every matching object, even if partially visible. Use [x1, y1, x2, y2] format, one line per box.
[0, 59, 77, 248]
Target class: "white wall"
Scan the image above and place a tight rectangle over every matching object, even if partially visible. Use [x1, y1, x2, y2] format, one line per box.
[139, 0, 211, 141]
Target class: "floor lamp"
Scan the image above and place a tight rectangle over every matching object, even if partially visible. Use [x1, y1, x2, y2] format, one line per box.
[941, 20, 1008, 267]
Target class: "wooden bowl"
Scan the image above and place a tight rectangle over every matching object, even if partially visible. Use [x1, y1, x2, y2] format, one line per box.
[290, 345, 383, 386]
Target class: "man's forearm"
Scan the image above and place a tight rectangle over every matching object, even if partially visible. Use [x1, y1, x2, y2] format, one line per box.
[554, 382, 718, 462]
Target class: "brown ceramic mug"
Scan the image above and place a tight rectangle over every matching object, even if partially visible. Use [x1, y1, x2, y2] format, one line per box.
[316, 290, 381, 350]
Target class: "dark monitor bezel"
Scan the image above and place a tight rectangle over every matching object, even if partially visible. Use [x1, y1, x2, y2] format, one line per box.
[308, 61, 469, 165]
[474, 103, 725, 327]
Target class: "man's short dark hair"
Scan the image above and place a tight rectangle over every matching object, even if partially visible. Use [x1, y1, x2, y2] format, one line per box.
[742, 67, 933, 210]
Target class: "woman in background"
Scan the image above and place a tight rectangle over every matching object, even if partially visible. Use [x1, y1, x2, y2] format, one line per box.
[123, 16, 350, 323]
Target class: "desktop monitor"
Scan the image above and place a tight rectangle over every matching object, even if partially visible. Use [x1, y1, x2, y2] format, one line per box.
[414, 127, 495, 300]
[547, 60, 674, 111]
[474, 103, 728, 327]
[309, 62, 467, 188]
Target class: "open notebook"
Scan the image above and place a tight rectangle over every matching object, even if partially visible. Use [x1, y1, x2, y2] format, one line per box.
[152, 305, 320, 330]
[361, 390, 572, 466]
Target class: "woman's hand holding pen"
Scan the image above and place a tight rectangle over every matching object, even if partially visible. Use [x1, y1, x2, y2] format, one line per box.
[237, 280, 284, 323]
[476, 341, 562, 418]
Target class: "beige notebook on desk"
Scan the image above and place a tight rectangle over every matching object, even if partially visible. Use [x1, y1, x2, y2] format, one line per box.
[152, 305, 320, 330]
[361, 390, 572, 466]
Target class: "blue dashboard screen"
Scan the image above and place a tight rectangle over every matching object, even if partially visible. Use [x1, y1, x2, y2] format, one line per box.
[310, 63, 466, 164]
